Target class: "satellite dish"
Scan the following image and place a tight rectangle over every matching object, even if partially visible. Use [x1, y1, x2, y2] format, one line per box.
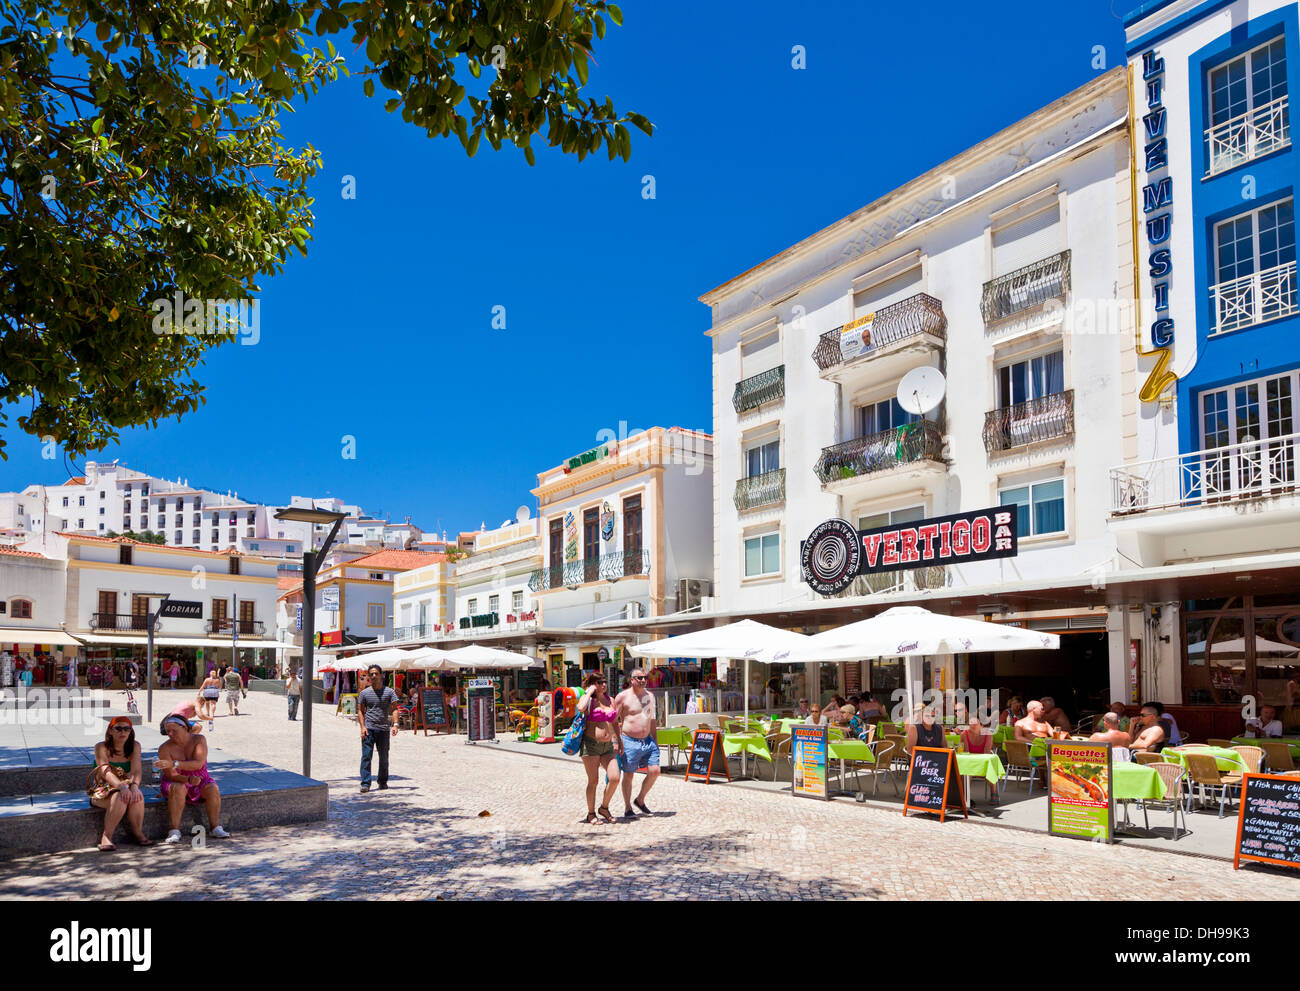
[897, 366, 946, 416]
[516, 505, 532, 523]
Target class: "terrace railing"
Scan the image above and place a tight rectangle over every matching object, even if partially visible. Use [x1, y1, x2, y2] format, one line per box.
[733, 365, 785, 413]
[982, 390, 1075, 454]
[980, 250, 1071, 325]
[811, 293, 947, 372]
[1206, 95, 1291, 177]
[1210, 261, 1297, 336]
[814, 421, 944, 484]
[733, 468, 786, 511]
[529, 550, 651, 591]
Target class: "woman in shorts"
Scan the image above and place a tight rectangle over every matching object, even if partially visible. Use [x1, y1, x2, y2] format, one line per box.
[198, 669, 221, 721]
[575, 672, 621, 824]
[156, 713, 230, 844]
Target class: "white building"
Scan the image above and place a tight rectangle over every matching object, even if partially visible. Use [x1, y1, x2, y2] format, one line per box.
[451, 515, 541, 639]
[0, 545, 77, 670]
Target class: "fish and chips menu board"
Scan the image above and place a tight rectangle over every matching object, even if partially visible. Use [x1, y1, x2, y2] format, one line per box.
[792, 724, 828, 800]
[1048, 741, 1114, 843]
[903, 747, 966, 821]
[1234, 774, 1300, 871]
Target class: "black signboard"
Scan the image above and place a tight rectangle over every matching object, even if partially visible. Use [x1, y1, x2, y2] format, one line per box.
[903, 747, 967, 822]
[1235, 773, 1300, 871]
[801, 506, 1019, 596]
[158, 599, 203, 619]
[685, 729, 730, 783]
[416, 686, 449, 736]
[466, 685, 495, 743]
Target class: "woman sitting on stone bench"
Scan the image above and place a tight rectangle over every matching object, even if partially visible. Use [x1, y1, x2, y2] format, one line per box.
[89, 716, 151, 851]
[156, 714, 231, 844]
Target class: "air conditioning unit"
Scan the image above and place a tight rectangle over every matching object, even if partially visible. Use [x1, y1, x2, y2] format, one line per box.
[625, 601, 643, 620]
[678, 578, 712, 612]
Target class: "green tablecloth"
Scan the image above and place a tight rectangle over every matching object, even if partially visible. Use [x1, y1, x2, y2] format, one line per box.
[828, 740, 875, 763]
[945, 733, 961, 749]
[1164, 746, 1245, 772]
[657, 727, 692, 749]
[1231, 736, 1300, 759]
[723, 733, 772, 762]
[956, 753, 1006, 785]
[993, 725, 1016, 746]
[1111, 763, 1166, 801]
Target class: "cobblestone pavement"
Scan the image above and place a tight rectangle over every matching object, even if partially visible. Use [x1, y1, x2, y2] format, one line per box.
[0, 690, 1295, 900]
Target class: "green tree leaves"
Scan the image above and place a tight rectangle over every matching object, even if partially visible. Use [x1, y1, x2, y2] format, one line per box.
[0, 0, 650, 458]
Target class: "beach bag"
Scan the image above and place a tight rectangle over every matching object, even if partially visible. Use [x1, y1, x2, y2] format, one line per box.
[560, 708, 588, 756]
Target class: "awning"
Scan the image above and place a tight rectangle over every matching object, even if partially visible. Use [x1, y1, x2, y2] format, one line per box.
[0, 628, 83, 647]
[74, 634, 284, 649]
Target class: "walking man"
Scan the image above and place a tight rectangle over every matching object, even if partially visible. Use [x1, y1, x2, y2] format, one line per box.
[614, 668, 660, 818]
[286, 667, 302, 721]
[358, 664, 399, 793]
[223, 664, 244, 716]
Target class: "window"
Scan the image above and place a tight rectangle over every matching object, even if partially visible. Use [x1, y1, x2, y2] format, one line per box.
[623, 495, 643, 561]
[77, 518, 84, 528]
[123, 500, 131, 513]
[193, 529, 200, 543]
[488, 594, 500, 614]
[1200, 369, 1297, 489]
[248, 542, 259, 550]
[857, 505, 925, 531]
[228, 527, 236, 541]
[857, 397, 918, 437]
[211, 530, 219, 543]
[744, 532, 781, 578]
[467, 598, 479, 615]
[247, 510, 255, 523]
[512, 590, 524, 613]
[1209, 37, 1288, 129]
[583, 507, 600, 582]
[100, 491, 106, 500]
[993, 201, 1062, 276]
[10, 599, 33, 619]
[140, 485, 148, 495]
[212, 598, 228, 628]
[369, 571, 384, 580]
[138, 517, 145, 529]
[740, 326, 781, 379]
[99, 506, 105, 515]
[246, 527, 255, 538]
[853, 265, 923, 317]
[286, 544, 295, 553]
[228, 513, 236, 524]
[192, 513, 200, 526]
[98, 523, 105, 531]
[61, 496, 68, 507]
[367, 603, 385, 626]
[174, 531, 181, 544]
[119, 545, 132, 565]
[997, 350, 1064, 408]
[122, 518, 130, 529]
[174, 497, 182, 509]
[229, 557, 240, 575]
[78, 495, 85, 506]
[999, 479, 1066, 537]
[745, 439, 780, 477]
[1212, 199, 1296, 332]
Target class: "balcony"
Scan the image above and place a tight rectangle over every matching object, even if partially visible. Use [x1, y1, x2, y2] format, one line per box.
[733, 365, 785, 414]
[205, 618, 266, 636]
[1110, 431, 1298, 515]
[827, 566, 948, 598]
[980, 251, 1071, 325]
[814, 421, 944, 485]
[1210, 261, 1297, 336]
[734, 469, 785, 512]
[90, 613, 150, 632]
[529, 549, 651, 591]
[1206, 95, 1291, 177]
[392, 624, 430, 641]
[983, 390, 1074, 455]
[811, 293, 947, 373]
[459, 612, 499, 630]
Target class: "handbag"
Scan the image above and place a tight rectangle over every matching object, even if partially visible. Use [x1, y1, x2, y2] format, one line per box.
[560, 707, 589, 756]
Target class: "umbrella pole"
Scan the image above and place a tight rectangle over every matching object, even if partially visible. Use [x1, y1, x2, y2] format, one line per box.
[743, 656, 749, 779]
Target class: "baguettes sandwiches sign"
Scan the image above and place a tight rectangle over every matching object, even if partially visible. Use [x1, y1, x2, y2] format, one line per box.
[800, 505, 1019, 597]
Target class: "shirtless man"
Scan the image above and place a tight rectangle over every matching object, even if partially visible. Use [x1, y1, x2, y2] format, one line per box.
[1128, 704, 1167, 753]
[1041, 696, 1071, 732]
[1014, 700, 1055, 742]
[614, 668, 660, 818]
[1088, 712, 1131, 747]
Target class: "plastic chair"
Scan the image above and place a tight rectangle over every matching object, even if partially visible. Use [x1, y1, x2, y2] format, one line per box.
[1258, 740, 1296, 772]
[1185, 752, 1243, 818]
[1134, 751, 1162, 765]
[1002, 739, 1039, 795]
[1144, 762, 1189, 838]
[1231, 745, 1264, 773]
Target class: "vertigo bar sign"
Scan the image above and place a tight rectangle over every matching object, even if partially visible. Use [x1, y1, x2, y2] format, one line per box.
[800, 506, 1018, 596]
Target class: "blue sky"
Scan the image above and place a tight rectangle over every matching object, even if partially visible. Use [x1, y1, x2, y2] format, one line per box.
[2, 1, 1130, 535]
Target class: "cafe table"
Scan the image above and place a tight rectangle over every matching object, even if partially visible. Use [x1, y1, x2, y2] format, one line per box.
[1162, 746, 1245, 772]
[826, 739, 875, 794]
[722, 732, 773, 768]
[1109, 762, 1167, 829]
[1230, 736, 1300, 760]
[656, 726, 694, 767]
[993, 725, 1017, 746]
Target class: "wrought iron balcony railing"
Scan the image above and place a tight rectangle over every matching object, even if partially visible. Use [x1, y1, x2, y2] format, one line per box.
[982, 390, 1074, 454]
[980, 250, 1071, 325]
[1210, 261, 1297, 336]
[392, 624, 430, 641]
[1110, 430, 1299, 515]
[90, 612, 151, 632]
[734, 469, 786, 511]
[811, 293, 947, 372]
[732, 365, 785, 413]
[529, 549, 651, 591]
[1206, 95, 1291, 177]
[206, 618, 266, 636]
[814, 421, 944, 484]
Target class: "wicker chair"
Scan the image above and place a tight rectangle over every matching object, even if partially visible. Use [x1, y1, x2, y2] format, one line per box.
[864, 739, 899, 797]
[1185, 752, 1243, 817]
[1207, 738, 1234, 748]
[1231, 745, 1264, 774]
[1002, 740, 1039, 794]
[1143, 762, 1189, 837]
[1258, 740, 1296, 772]
[1134, 751, 1162, 765]
[765, 732, 792, 781]
[884, 734, 910, 773]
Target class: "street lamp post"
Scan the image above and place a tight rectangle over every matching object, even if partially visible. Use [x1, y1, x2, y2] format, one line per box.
[273, 507, 345, 778]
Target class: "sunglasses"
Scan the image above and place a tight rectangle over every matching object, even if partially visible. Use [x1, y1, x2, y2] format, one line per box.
[632, 676, 647, 681]
[110, 725, 131, 732]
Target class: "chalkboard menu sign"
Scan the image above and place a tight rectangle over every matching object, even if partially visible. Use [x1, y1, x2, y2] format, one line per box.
[685, 729, 730, 783]
[903, 747, 967, 822]
[416, 686, 449, 736]
[466, 685, 495, 743]
[1235, 773, 1300, 871]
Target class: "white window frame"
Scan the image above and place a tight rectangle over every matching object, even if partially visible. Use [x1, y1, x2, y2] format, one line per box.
[744, 438, 781, 478]
[997, 476, 1068, 538]
[856, 504, 926, 531]
[512, 590, 524, 613]
[996, 347, 1065, 408]
[488, 594, 500, 614]
[1199, 368, 1299, 449]
[1208, 37, 1289, 127]
[743, 531, 782, 578]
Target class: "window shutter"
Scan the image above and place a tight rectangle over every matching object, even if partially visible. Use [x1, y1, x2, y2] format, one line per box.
[740, 328, 781, 378]
[993, 204, 1062, 276]
[853, 266, 923, 316]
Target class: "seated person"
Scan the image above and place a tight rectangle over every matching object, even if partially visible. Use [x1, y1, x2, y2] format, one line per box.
[1148, 700, 1183, 747]
[858, 695, 885, 720]
[1128, 704, 1167, 753]
[89, 717, 151, 850]
[1014, 700, 1055, 741]
[959, 714, 992, 754]
[833, 704, 855, 730]
[156, 713, 231, 844]
[1088, 712, 1132, 747]
[907, 704, 947, 751]
[794, 698, 811, 719]
[1243, 705, 1284, 738]
[1040, 696, 1071, 732]
[1000, 696, 1027, 726]
[1107, 701, 1131, 733]
[808, 703, 824, 726]
[847, 708, 872, 741]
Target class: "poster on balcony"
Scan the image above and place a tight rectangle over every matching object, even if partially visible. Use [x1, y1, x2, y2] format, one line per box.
[800, 506, 1019, 596]
[838, 313, 874, 361]
[564, 510, 578, 562]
